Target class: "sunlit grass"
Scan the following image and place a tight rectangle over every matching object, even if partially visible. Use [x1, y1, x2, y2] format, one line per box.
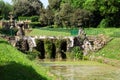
[26, 28, 120, 37]
[0, 38, 52, 80]
[95, 38, 120, 60]
[26, 28, 71, 36]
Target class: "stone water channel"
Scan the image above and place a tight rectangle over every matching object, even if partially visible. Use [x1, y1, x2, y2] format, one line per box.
[40, 61, 120, 80]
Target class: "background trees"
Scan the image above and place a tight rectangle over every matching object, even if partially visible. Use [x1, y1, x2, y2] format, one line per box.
[13, 0, 43, 17]
[83, 0, 120, 27]
[0, 0, 13, 19]
[1, 0, 120, 28]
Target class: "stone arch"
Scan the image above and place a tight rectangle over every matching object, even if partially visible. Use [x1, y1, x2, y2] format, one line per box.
[51, 42, 56, 59]
[35, 39, 45, 59]
[60, 40, 67, 59]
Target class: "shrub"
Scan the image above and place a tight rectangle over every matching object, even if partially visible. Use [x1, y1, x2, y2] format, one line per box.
[18, 16, 31, 21]
[0, 16, 3, 20]
[29, 22, 41, 28]
[0, 27, 18, 36]
[98, 19, 109, 28]
[31, 16, 39, 22]
[71, 46, 83, 60]
[26, 49, 39, 60]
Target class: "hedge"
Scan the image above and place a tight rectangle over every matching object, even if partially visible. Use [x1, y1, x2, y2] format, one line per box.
[18, 17, 31, 21]
[29, 22, 41, 28]
[0, 16, 3, 20]
[31, 16, 39, 22]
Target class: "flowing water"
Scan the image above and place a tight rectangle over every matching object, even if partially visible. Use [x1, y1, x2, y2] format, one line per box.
[40, 61, 120, 80]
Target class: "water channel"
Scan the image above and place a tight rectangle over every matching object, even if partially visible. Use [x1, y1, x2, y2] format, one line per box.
[40, 61, 120, 80]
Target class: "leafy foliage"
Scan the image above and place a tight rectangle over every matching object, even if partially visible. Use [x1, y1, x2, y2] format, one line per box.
[18, 16, 31, 20]
[71, 47, 83, 60]
[48, 0, 61, 10]
[29, 22, 41, 28]
[13, 0, 43, 17]
[31, 16, 39, 22]
[44, 39, 55, 59]
[39, 8, 54, 26]
[0, 0, 13, 19]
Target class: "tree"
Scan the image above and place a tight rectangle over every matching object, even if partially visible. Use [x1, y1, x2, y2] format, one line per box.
[54, 3, 73, 27]
[83, 0, 120, 27]
[39, 8, 54, 26]
[48, 0, 61, 11]
[0, 0, 13, 19]
[13, 0, 43, 17]
[0, 0, 5, 15]
[71, 8, 92, 27]
[61, 0, 85, 8]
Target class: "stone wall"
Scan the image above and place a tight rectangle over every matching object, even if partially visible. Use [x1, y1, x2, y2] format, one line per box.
[5, 33, 110, 59]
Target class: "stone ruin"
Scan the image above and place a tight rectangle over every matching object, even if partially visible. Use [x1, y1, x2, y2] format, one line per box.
[76, 27, 111, 56]
[12, 27, 110, 58]
[1, 21, 111, 59]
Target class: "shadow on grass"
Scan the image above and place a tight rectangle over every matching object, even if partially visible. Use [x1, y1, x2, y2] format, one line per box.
[0, 62, 48, 80]
[0, 40, 9, 45]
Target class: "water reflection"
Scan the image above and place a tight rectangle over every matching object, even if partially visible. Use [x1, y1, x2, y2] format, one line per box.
[41, 63, 120, 80]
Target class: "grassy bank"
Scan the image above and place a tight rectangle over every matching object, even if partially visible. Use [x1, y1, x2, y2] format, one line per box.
[0, 38, 52, 80]
[95, 38, 120, 60]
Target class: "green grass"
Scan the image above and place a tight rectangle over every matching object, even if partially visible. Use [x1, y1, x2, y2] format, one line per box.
[26, 28, 120, 37]
[0, 38, 52, 80]
[95, 38, 120, 60]
[26, 28, 71, 36]
[85, 28, 120, 37]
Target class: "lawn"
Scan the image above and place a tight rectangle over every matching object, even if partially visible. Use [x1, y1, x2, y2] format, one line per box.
[26, 28, 120, 37]
[0, 38, 53, 80]
[26, 28, 71, 36]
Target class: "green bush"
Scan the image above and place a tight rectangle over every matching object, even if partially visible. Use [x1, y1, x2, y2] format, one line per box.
[26, 49, 39, 60]
[0, 16, 3, 20]
[98, 19, 109, 28]
[31, 16, 39, 22]
[18, 16, 31, 20]
[29, 22, 41, 28]
[71, 46, 83, 60]
[0, 27, 18, 36]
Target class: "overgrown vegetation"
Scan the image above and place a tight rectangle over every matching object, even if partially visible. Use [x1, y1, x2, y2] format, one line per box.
[0, 27, 18, 36]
